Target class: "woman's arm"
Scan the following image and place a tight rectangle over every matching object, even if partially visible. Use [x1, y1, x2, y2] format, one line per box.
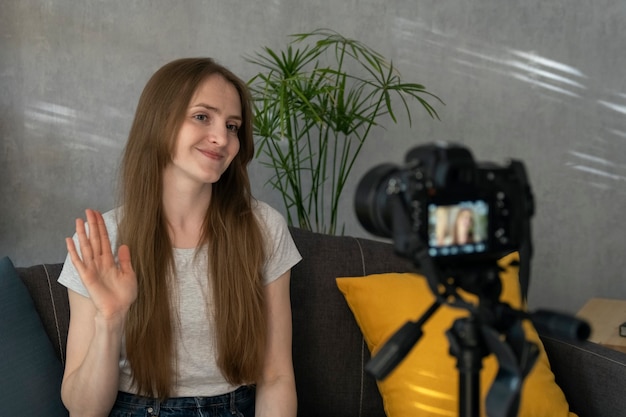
[61, 291, 126, 417]
[60, 209, 137, 417]
[255, 271, 297, 417]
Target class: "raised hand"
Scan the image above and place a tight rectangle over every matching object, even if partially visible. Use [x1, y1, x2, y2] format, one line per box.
[66, 209, 138, 321]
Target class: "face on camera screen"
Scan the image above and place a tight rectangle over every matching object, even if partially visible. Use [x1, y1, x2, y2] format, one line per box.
[427, 200, 488, 257]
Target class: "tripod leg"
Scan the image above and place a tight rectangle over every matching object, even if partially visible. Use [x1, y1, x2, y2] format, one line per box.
[447, 316, 486, 417]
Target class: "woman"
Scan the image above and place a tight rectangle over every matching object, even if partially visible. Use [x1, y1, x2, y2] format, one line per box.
[58, 58, 302, 417]
[452, 208, 475, 245]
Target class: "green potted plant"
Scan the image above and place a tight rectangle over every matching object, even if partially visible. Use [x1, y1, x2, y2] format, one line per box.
[247, 28, 442, 235]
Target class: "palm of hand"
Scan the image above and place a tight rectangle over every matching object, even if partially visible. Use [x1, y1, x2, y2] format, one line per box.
[66, 209, 138, 320]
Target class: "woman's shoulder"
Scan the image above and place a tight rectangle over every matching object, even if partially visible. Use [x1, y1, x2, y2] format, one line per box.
[99, 207, 122, 241]
[100, 206, 121, 223]
[101, 207, 121, 221]
[252, 199, 287, 226]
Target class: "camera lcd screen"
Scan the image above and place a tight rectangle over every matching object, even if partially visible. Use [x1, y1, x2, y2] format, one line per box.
[427, 200, 489, 257]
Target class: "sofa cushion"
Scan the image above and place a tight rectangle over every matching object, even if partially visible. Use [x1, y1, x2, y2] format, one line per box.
[337, 253, 576, 417]
[0, 256, 68, 416]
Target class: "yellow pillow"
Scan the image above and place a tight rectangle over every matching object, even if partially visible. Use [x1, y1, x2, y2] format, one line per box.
[336, 253, 576, 417]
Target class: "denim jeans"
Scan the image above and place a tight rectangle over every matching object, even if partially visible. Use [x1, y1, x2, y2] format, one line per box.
[108, 385, 255, 417]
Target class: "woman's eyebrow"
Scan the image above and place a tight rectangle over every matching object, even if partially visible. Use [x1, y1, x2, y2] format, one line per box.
[191, 103, 242, 120]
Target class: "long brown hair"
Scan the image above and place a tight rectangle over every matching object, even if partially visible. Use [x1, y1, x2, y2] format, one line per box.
[117, 58, 266, 398]
[452, 208, 475, 245]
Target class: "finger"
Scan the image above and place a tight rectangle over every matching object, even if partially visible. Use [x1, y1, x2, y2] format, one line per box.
[117, 244, 137, 304]
[66, 236, 97, 289]
[75, 217, 93, 263]
[94, 210, 114, 260]
[66, 237, 85, 272]
[117, 244, 135, 275]
[85, 209, 102, 257]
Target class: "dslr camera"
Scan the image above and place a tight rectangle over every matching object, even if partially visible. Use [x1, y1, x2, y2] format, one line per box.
[355, 141, 534, 267]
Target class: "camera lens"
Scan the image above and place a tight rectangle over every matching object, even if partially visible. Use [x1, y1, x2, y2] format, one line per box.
[354, 163, 399, 238]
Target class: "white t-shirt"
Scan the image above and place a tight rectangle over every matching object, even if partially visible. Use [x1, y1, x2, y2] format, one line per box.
[58, 200, 302, 397]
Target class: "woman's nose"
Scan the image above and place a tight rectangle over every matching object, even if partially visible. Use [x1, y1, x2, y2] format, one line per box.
[208, 124, 229, 146]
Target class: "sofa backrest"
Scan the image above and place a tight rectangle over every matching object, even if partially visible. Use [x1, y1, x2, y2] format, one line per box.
[16, 263, 69, 365]
[17, 228, 415, 417]
[288, 227, 415, 417]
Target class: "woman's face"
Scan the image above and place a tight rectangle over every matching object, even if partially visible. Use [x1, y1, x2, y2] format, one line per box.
[457, 209, 473, 232]
[166, 74, 242, 188]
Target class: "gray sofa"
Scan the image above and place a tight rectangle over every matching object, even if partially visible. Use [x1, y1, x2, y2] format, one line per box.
[12, 227, 626, 417]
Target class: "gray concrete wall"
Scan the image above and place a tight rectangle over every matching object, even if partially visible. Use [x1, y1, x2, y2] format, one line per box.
[2, 0, 625, 314]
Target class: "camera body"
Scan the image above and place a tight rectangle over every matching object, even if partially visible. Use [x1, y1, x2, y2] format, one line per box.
[355, 141, 534, 265]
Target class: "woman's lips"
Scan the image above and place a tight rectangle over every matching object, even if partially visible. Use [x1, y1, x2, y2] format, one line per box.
[198, 148, 223, 160]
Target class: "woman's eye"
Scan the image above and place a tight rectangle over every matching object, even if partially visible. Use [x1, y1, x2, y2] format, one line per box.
[226, 123, 240, 133]
[194, 114, 209, 122]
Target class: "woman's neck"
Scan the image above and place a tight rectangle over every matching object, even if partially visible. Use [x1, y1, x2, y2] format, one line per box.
[162, 175, 212, 249]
